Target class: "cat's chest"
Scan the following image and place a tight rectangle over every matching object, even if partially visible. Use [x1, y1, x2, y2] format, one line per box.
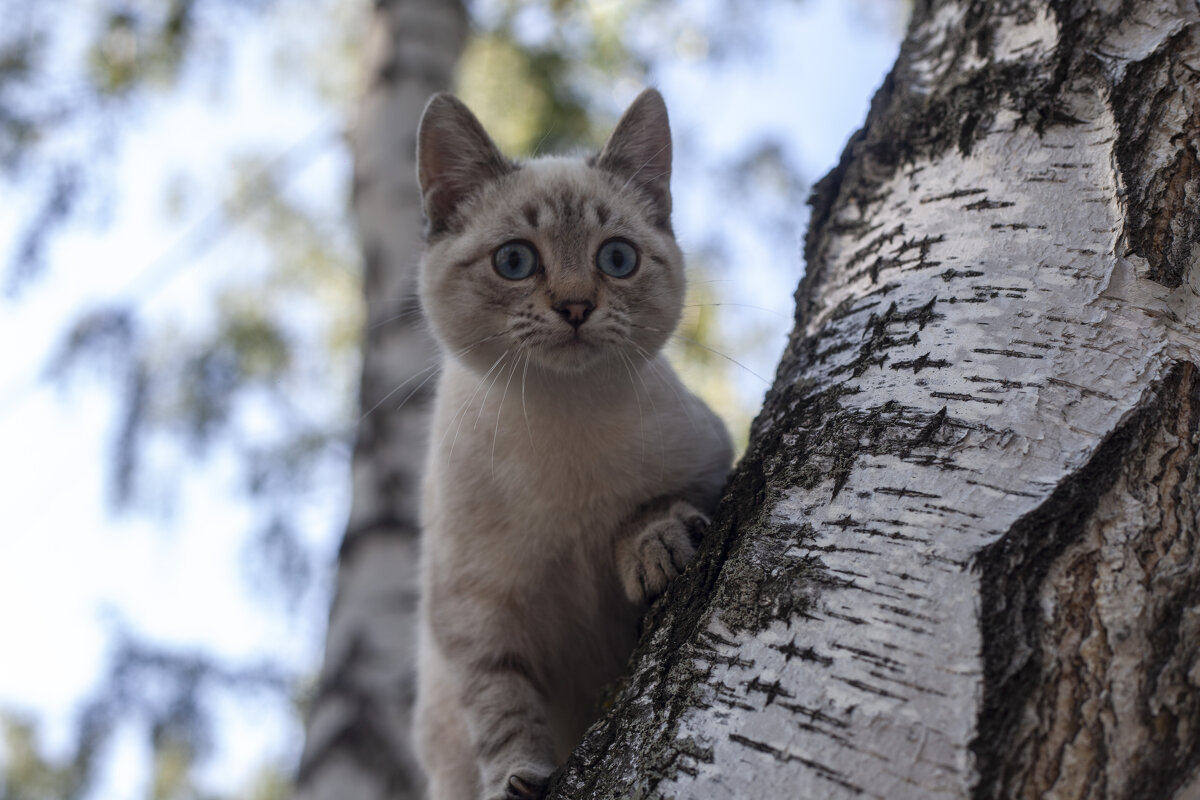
[492, 414, 658, 513]
[431, 364, 686, 528]
[437, 410, 658, 528]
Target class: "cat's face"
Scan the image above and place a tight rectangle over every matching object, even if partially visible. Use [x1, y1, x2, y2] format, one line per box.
[416, 90, 685, 376]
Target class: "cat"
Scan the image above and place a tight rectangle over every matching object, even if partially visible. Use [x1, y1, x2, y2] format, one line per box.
[412, 88, 732, 800]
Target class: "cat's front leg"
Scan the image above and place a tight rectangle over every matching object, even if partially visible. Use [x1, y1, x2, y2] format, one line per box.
[459, 650, 557, 800]
[616, 499, 708, 606]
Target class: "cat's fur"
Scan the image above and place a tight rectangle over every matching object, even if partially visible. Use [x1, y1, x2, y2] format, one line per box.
[413, 89, 732, 800]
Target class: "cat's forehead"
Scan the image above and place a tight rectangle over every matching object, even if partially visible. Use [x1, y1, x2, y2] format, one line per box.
[471, 156, 653, 234]
[506, 157, 613, 202]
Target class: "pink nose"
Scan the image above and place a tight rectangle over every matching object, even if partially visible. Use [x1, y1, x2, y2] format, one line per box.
[554, 300, 594, 328]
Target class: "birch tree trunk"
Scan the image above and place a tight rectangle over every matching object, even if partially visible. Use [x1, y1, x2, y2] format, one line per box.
[292, 2, 465, 798]
[551, 1, 1200, 797]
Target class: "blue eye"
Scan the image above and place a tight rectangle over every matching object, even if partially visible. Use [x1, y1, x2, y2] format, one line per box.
[596, 239, 638, 278]
[493, 241, 539, 280]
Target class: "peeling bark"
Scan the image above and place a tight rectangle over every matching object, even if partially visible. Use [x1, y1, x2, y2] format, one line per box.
[291, 2, 466, 799]
[550, 1, 1200, 797]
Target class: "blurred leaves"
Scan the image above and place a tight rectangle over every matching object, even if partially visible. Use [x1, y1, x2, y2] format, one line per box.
[0, 35, 43, 166]
[722, 139, 810, 241]
[0, 0, 278, 292]
[44, 306, 137, 382]
[86, 0, 200, 97]
[7, 166, 80, 294]
[1, 715, 91, 800]
[0, 634, 294, 800]
[457, 34, 593, 154]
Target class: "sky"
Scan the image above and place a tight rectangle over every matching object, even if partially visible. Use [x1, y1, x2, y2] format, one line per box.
[0, 1, 903, 796]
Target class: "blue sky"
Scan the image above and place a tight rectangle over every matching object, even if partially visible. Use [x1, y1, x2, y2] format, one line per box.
[0, 1, 902, 795]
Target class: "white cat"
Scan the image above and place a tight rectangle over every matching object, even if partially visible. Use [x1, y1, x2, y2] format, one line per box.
[413, 88, 732, 800]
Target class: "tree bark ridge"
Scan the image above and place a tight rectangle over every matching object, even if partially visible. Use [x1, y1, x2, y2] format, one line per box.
[975, 361, 1200, 798]
[292, 2, 466, 799]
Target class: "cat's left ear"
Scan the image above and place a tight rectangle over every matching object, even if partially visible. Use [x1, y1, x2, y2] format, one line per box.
[596, 88, 672, 226]
[417, 93, 513, 235]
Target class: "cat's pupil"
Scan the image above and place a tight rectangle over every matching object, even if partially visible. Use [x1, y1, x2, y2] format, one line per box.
[611, 251, 625, 269]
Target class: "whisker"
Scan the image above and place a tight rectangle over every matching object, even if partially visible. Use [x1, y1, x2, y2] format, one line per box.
[632, 344, 698, 433]
[394, 363, 443, 412]
[531, 121, 557, 157]
[630, 321, 772, 385]
[673, 333, 772, 385]
[359, 330, 510, 424]
[474, 349, 511, 431]
[492, 344, 524, 476]
[368, 304, 425, 330]
[683, 302, 789, 319]
[359, 360, 439, 423]
[445, 349, 509, 464]
[617, 349, 646, 455]
[520, 351, 535, 452]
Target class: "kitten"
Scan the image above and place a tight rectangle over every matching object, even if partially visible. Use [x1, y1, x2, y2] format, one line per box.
[413, 88, 732, 800]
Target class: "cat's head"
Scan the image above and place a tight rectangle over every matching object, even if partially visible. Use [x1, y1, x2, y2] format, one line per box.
[415, 89, 685, 376]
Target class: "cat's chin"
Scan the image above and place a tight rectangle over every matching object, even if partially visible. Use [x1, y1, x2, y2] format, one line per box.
[530, 346, 605, 375]
[527, 337, 618, 375]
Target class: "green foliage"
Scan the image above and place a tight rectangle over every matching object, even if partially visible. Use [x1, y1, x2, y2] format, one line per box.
[1, 0, 278, 290]
[241, 767, 290, 800]
[1, 715, 91, 800]
[149, 740, 195, 800]
[457, 34, 594, 154]
[4, 3, 352, 794]
[0, 635, 293, 800]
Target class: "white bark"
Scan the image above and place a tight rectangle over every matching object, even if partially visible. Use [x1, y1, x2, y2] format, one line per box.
[292, 2, 466, 798]
[551, 1, 1200, 797]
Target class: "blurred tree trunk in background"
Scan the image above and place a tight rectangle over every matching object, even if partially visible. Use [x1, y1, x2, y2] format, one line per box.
[291, 1, 465, 798]
[549, 0, 1200, 797]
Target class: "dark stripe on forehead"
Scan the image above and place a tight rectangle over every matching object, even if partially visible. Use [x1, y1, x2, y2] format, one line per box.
[593, 202, 611, 227]
[523, 203, 540, 229]
[553, 189, 584, 223]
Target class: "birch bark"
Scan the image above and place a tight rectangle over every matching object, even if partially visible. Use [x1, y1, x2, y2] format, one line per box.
[291, 2, 465, 798]
[551, 1, 1200, 797]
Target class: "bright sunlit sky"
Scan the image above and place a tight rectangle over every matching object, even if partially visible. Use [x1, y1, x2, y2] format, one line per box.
[0, 1, 901, 796]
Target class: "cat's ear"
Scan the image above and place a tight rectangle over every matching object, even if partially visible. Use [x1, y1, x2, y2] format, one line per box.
[595, 88, 672, 225]
[417, 93, 513, 235]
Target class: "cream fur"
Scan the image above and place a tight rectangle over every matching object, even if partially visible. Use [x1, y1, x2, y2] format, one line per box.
[413, 90, 732, 800]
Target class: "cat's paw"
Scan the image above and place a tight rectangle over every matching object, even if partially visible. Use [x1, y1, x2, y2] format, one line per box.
[483, 767, 549, 800]
[504, 772, 549, 800]
[481, 757, 553, 800]
[618, 501, 708, 606]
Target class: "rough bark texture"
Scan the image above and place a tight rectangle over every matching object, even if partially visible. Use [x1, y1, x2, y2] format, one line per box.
[291, 2, 466, 799]
[549, 1, 1200, 798]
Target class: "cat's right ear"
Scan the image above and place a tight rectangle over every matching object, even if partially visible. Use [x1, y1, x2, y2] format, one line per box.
[417, 93, 512, 235]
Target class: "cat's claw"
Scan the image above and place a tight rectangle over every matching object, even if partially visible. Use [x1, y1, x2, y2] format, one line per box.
[505, 773, 548, 799]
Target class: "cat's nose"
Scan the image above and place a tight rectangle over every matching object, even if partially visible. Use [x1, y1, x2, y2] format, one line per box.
[554, 299, 594, 329]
